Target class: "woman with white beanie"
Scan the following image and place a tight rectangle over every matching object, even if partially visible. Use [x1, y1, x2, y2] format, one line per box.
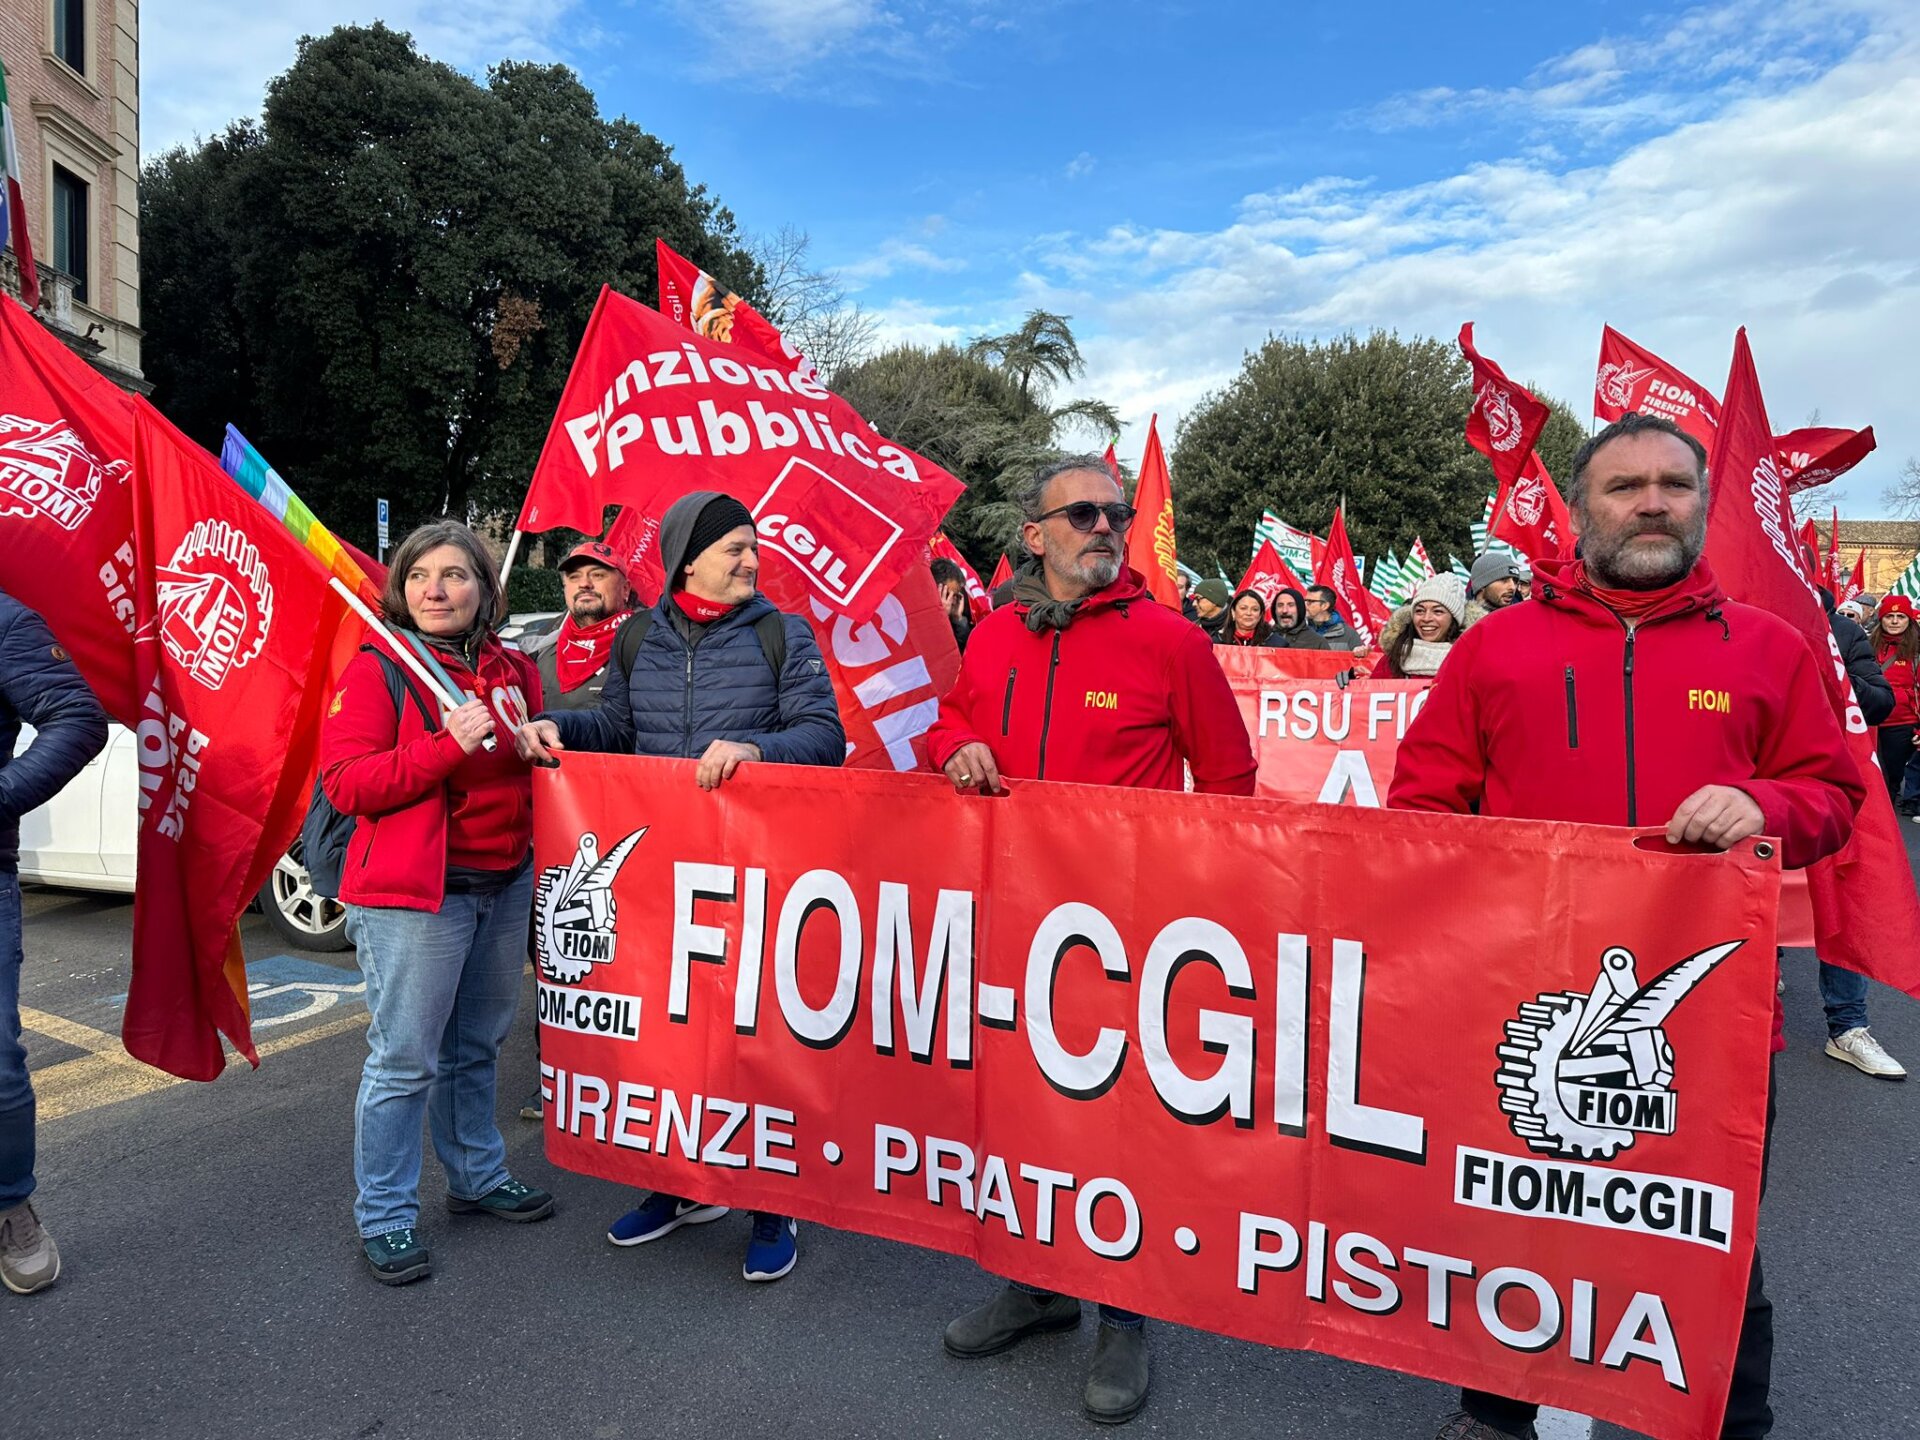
[1372, 573, 1475, 679]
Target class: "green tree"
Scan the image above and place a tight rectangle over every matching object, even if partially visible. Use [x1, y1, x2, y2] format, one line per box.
[836, 311, 1118, 570]
[140, 23, 763, 548]
[1171, 331, 1581, 573]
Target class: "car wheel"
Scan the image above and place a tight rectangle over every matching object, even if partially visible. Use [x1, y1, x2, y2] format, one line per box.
[257, 842, 351, 952]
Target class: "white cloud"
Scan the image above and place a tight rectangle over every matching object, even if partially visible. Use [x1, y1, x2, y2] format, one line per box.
[142, 0, 581, 155]
[1064, 151, 1096, 180]
[1002, 5, 1920, 515]
[838, 237, 968, 286]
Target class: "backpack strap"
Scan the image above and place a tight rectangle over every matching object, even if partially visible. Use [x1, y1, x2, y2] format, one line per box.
[612, 606, 787, 680]
[360, 643, 440, 731]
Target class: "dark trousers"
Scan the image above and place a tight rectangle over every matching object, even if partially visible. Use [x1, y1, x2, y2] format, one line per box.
[1463, 1066, 1777, 1438]
[1011, 1277, 1143, 1328]
[0, 874, 34, 1208]
[1877, 725, 1917, 806]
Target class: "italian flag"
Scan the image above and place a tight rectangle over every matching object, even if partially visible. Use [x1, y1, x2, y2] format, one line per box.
[1, 55, 40, 309]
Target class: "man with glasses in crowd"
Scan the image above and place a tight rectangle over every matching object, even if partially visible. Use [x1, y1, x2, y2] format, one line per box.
[926, 455, 1254, 1424]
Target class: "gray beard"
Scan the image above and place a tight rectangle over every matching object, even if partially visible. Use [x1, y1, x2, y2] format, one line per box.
[1583, 525, 1704, 591]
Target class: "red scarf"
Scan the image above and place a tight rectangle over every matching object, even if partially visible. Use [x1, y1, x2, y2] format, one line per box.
[1576, 565, 1691, 623]
[673, 590, 736, 624]
[553, 610, 629, 693]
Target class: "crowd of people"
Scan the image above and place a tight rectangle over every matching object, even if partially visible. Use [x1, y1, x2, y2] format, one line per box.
[0, 413, 1913, 1440]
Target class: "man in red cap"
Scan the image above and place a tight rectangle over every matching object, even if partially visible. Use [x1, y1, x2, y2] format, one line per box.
[523, 541, 637, 714]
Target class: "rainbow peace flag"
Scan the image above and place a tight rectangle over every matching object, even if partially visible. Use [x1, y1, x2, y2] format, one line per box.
[219, 425, 381, 605]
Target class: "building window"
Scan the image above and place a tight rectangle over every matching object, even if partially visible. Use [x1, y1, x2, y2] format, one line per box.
[52, 0, 86, 73]
[52, 166, 88, 303]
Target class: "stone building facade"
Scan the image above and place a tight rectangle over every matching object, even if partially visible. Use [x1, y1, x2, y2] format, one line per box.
[1, 0, 145, 390]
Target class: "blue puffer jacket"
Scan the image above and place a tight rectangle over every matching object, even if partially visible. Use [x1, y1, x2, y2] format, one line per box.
[0, 591, 109, 871]
[547, 594, 845, 767]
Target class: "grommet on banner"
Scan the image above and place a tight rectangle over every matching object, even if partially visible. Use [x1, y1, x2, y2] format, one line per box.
[1754, 842, 1776, 860]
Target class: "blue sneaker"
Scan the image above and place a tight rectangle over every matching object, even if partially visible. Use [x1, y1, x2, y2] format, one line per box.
[742, 1212, 798, 1282]
[607, 1192, 729, 1247]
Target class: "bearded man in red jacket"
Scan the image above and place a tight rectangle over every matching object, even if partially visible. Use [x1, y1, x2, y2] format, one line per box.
[1390, 412, 1864, 1440]
[926, 455, 1255, 1426]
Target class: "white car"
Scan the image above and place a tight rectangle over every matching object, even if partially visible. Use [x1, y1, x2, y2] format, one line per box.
[15, 722, 349, 951]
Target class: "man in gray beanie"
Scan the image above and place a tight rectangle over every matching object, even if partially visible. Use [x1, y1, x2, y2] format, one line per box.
[1465, 552, 1525, 609]
[516, 489, 844, 1283]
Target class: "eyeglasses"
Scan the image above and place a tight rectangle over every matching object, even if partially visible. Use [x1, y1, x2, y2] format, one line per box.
[1033, 501, 1137, 533]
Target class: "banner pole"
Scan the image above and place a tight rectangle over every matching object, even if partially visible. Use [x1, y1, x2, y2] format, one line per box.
[499, 529, 525, 590]
[328, 577, 509, 752]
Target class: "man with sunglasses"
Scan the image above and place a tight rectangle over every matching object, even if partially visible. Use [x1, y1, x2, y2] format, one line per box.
[925, 455, 1254, 1425]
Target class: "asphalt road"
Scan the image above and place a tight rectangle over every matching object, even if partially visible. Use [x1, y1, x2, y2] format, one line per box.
[7, 829, 1920, 1440]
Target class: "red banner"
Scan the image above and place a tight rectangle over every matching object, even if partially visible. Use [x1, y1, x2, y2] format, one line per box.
[1316, 506, 1388, 645]
[1593, 327, 1720, 445]
[1703, 330, 1920, 997]
[1459, 323, 1549, 488]
[128, 399, 360, 1078]
[1774, 425, 1874, 494]
[1215, 648, 1423, 803]
[535, 757, 1778, 1440]
[516, 284, 964, 625]
[0, 296, 140, 723]
[1490, 452, 1571, 565]
[1125, 416, 1180, 608]
[1837, 551, 1866, 609]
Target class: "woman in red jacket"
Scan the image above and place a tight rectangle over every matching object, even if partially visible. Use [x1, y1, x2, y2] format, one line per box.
[1875, 594, 1919, 814]
[1217, 588, 1276, 647]
[319, 521, 552, 1286]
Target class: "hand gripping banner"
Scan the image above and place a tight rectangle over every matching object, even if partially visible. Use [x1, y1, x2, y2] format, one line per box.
[536, 758, 1779, 1440]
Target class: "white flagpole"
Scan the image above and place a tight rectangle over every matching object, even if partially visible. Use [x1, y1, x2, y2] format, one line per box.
[498, 529, 526, 589]
[329, 577, 510, 752]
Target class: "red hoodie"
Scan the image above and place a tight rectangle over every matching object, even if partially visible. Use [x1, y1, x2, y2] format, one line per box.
[1388, 558, 1862, 871]
[1877, 646, 1918, 728]
[320, 637, 541, 911]
[926, 568, 1255, 794]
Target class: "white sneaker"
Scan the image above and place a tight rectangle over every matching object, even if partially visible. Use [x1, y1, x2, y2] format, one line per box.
[1826, 1027, 1908, 1080]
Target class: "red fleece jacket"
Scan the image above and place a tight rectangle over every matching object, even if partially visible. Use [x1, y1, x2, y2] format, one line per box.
[926, 568, 1256, 795]
[319, 638, 541, 911]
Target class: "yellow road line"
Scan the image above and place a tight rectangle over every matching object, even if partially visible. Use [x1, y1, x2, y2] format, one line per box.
[27, 1007, 371, 1123]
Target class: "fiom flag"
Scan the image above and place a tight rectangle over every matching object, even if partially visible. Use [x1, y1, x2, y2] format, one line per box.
[1593, 326, 1719, 444]
[1459, 323, 1549, 489]
[1490, 453, 1573, 564]
[1125, 415, 1180, 607]
[1237, 540, 1311, 610]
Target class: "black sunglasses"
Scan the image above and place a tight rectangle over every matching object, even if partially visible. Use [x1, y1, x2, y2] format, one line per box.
[1034, 501, 1137, 533]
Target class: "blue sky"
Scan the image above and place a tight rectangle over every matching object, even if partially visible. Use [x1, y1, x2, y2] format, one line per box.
[148, 0, 1920, 517]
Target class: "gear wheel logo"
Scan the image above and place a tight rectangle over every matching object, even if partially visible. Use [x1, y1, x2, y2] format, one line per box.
[534, 828, 648, 985]
[1496, 940, 1743, 1161]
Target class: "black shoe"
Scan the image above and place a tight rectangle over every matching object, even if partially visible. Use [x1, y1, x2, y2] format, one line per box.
[363, 1228, 430, 1285]
[1084, 1322, 1150, 1425]
[1435, 1411, 1538, 1440]
[518, 1089, 544, 1121]
[446, 1178, 555, 1223]
[942, 1284, 1081, 1357]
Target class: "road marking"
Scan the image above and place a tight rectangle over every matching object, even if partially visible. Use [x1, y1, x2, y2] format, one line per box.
[26, 1006, 371, 1123]
[1537, 1409, 1593, 1439]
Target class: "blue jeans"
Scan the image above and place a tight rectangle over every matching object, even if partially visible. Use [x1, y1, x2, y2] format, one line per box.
[348, 868, 533, 1237]
[1819, 961, 1870, 1038]
[0, 875, 32, 1208]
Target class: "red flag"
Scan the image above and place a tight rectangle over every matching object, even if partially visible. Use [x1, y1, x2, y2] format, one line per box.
[988, 553, 1013, 597]
[1315, 506, 1389, 645]
[930, 532, 991, 621]
[1488, 452, 1572, 563]
[128, 398, 363, 1078]
[517, 285, 964, 625]
[1237, 540, 1311, 607]
[1775, 426, 1875, 494]
[0, 297, 140, 722]
[1593, 326, 1720, 444]
[1796, 518, 1822, 585]
[1703, 330, 1920, 997]
[1837, 550, 1867, 609]
[1101, 441, 1122, 485]
[655, 237, 810, 374]
[1125, 415, 1180, 607]
[1825, 506, 1840, 592]
[1458, 323, 1550, 488]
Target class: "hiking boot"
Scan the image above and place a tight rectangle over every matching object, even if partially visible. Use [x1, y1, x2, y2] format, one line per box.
[447, 1177, 555, 1222]
[363, 1228, 430, 1285]
[943, 1284, 1081, 1358]
[742, 1213, 798, 1282]
[1826, 1027, 1908, 1079]
[518, 1088, 544, 1121]
[1434, 1412, 1537, 1440]
[0, 1201, 61, 1295]
[1083, 1321, 1150, 1425]
[607, 1193, 729, 1247]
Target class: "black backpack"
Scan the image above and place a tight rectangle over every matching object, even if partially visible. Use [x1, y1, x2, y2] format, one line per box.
[612, 607, 788, 680]
[301, 648, 439, 902]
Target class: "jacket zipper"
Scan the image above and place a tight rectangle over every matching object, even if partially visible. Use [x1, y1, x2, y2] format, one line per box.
[1621, 625, 1638, 825]
[1036, 633, 1062, 778]
[683, 644, 697, 758]
[1563, 666, 1579, 748]
[1001, 668, 1017, 736]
